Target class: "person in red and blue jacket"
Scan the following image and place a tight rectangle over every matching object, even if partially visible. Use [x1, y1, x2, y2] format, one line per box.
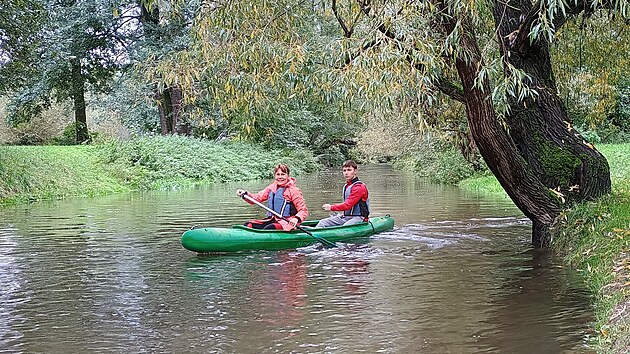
[316, 160, 370, 228]
[237, 164, 308, 231]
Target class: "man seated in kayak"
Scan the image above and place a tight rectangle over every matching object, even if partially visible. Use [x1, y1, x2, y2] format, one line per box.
[316, 160, 370, 228]
[236, 164, 308, 231]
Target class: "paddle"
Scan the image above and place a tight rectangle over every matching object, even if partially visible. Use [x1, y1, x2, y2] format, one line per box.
[241, 193, 337, 248]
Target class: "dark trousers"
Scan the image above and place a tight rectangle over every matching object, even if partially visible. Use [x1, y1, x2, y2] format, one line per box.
[244, 217, 283, 230]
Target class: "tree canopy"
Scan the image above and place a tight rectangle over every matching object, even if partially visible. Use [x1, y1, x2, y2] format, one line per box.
[1, 0, 141, 142]
[0, 0, 46, 92]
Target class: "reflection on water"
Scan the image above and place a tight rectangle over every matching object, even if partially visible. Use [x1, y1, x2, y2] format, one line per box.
[0, 165, 593, 353]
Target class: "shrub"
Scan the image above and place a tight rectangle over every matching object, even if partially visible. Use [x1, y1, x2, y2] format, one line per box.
[97, 135, 319, 189]
[393, 138, 478, 185]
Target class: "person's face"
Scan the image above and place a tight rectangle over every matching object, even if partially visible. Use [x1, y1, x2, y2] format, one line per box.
[342, 166, 357, 182]
[275, 169, 289, 185]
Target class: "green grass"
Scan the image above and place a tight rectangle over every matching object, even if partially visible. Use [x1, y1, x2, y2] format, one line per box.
[0, 135, 319, 205]
[0, 145, 129, 204]
[550, 143, 630, 353]
[457, 173, 508, 198]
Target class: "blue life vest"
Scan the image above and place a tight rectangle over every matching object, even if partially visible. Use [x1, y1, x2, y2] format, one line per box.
[267, 187, 293, 217]
[343, 181, 370, 217]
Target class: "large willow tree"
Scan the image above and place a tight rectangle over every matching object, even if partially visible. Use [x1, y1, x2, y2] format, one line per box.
[150, 0, 627, 246]
[326, 0, 624, 246]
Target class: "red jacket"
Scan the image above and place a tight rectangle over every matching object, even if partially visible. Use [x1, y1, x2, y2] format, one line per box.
[247, 177, 309, 222]
[330, 178, 369, 213]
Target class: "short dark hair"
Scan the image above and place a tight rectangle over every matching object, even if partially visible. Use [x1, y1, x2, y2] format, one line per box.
[342, 160, 357, 169]
[274, 163, 290, 175]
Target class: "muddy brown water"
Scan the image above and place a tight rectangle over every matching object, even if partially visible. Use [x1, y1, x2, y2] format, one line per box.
[0, 165, 594, 353]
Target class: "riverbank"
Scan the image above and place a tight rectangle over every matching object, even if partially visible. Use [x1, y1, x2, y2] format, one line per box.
[0, 135, 318, 205]
[458, 143, 630, 353]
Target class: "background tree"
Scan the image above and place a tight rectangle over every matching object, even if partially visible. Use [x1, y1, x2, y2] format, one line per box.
[142, 0, 367, 160]
[552, 15, 630, 142]
[0, 0, 46, 92]
[136, 0, 198, 135]
[1, 0, 140, 144]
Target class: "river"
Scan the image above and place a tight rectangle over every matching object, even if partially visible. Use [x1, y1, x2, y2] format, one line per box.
[0, 164, 594, 353]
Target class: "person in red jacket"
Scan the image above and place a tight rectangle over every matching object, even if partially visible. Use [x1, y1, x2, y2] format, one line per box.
[316, 160, 370, 228]
[237, 164, 308, 231]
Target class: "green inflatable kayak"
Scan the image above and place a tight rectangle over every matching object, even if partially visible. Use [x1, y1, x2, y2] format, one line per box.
[181, 215, 394, 253]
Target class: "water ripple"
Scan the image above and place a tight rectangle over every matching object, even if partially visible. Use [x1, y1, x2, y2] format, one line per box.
[0, 165, 593, 353]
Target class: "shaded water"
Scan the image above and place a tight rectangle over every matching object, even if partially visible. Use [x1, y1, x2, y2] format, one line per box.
[0, 165, 593, 353]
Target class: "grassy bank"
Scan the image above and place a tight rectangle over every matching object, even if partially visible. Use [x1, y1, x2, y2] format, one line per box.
[552, 144, 630, 353]
[458, 143, 630, 353]
[0, 135, 318, 205]
[0, 145, 129, 203]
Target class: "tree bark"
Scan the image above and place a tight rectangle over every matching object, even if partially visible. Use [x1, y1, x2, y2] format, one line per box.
[432, 0, 612, 246]
[71, 60, 89, 144]
[493, 0, 611, 205]
[139, 1, 189, 136]
[439, 11, 562, 246]
[171, 86, 190, 135]
[156, 90, 172, 134]
[155, 86, 189, 135]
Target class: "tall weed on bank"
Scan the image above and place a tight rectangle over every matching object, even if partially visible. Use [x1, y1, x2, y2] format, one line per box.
[0, 145, 127, 203]
[98, 135, 318, 189]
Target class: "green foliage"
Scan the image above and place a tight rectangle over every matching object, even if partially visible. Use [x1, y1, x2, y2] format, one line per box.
[616, 79, 630, 126]
[0, 135, 320, 204]
[48, 123, 80, 145]
[553, 15, 630, 141]
[2, 0, 141, 127]
[141, 0, 368, 147]
[4, 83, 51, 126]
[611, 77, 630, 142]
[0, 98, 78, 145]
[393, 139, 477, 185]
[0, 0, 46, 92]
[5, 132, 44, 146]
[315, 145, 347, 167]
[429, 148, 476, 184]
[98, 135, 319, 190]
[265, 109, 317, 149]
[0, 145, 128, 203]
[42, 122, 101, 146]
[259, 108, 362, 165]
[92, 73, 161, 134]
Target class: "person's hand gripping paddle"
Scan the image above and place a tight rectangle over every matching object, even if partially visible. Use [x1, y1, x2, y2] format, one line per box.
[240, 193, 337, 248]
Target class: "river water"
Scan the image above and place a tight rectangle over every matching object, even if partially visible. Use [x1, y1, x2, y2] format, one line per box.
[0, 165, 594, 353]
